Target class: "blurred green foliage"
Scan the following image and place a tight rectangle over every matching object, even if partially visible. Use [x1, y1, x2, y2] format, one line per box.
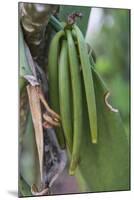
[88, 8, 130, 133]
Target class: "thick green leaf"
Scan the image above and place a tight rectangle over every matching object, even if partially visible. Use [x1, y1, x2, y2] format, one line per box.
[75, 68, 129, 192]
[19, 26, 32, 92]
[19, 176, 32, 197]
[59, 5, 91, 36]
[19, 112, 41, 191]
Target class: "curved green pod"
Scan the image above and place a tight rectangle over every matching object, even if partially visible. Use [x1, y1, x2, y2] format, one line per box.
[74, 24, 97, 144]
[48, 30, 65, 149]
[66, 30, 83, 175]
[59, 39, 73, 153]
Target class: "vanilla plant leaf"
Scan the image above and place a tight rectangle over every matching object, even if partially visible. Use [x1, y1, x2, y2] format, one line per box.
[19, 176, 32, 197]
[75, 67, 130, 192]
[19, 112, 41, 191]
[19, 25, 32, 92]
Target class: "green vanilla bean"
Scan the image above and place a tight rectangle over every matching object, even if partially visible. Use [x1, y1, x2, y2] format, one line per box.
[48, 30, 66, 149]
[59, 39, 73, 153]
[66, 30, 83, 175]
[74, 24, 97, 144]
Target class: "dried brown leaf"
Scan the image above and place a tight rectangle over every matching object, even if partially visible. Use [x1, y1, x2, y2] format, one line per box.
[43, 113, 60, 127]
[27, 85, 44, 183]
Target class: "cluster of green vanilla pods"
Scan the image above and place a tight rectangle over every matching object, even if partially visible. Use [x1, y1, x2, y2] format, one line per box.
[48, 23, 97, 175]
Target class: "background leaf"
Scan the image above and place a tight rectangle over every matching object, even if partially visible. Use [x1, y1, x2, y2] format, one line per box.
[75, 68, 129, 192]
